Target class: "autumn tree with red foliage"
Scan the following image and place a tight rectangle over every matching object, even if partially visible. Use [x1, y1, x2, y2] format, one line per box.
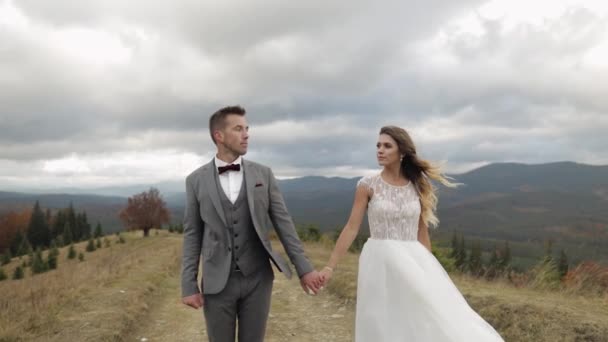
[118, 188, 170, 237]
[0, 208, 32, 253]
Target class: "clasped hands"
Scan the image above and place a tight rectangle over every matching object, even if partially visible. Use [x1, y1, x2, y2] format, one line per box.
[299, 266, 334, 295]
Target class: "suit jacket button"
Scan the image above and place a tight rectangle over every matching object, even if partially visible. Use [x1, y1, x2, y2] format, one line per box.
[228, 247, 232, 251]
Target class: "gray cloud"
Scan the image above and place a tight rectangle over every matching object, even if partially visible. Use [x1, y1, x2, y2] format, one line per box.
[1, 0, 607, 188]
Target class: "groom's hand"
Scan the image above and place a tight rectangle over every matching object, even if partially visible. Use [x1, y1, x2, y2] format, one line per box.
[300, 271, 322, 295]
[182, 293, 204, 309]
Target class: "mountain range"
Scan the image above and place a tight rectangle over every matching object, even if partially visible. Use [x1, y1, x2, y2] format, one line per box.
[1, 161, 607, 268]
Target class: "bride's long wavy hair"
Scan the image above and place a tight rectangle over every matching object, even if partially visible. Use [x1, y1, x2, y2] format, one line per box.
[379, 126, 458, 228]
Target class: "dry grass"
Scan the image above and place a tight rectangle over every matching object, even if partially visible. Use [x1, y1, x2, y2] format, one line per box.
[0, 231, 181, 342]
[2, 233, 607, 341]
[300, 239, 608, 342]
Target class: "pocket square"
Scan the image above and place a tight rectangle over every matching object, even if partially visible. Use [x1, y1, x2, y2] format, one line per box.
[255, 182, 264, 187]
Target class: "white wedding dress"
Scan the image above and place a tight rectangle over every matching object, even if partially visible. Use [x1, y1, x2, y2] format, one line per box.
[355, 174, 504, 341]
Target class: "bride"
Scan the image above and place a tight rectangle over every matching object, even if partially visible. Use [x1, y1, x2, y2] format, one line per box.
[319, 126, 504, 341]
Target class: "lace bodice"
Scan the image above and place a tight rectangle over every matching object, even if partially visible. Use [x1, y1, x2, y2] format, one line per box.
[358, 174, 421, 241]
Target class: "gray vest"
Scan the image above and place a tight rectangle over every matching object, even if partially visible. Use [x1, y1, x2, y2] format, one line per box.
[216, 175, 270, 276]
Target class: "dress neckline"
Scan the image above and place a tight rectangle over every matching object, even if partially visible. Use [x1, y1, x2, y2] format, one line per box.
[379, 173, 410, 188]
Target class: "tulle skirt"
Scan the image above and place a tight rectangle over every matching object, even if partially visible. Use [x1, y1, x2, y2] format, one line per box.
[355, 239, 504, 341]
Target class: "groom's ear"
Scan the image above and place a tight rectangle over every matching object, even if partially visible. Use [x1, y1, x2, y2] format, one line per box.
[212, 129, 223, 144]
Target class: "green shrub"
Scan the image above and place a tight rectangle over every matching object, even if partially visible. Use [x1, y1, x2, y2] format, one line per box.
[86, 238, 96, 252]
[13, 266, 24, 279]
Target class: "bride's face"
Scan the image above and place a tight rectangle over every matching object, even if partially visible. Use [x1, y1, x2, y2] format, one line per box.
[376, 134, 401, 167]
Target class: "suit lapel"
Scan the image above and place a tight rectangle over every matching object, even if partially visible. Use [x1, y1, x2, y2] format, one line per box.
[243, 160, 259, 231]
[202, 160, 227, 227]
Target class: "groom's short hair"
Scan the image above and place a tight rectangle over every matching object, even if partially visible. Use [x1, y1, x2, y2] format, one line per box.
[209, 105, 246, 145]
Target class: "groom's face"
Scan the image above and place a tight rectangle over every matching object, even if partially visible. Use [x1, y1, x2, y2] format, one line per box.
[218, 114, 249, 156]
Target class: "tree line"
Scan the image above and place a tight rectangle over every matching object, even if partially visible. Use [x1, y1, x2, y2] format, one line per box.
[0, 187, 176, 282]
[445, 232, 569, 281]
[0, 201, 114, 280]
[0, 201, 103, 257]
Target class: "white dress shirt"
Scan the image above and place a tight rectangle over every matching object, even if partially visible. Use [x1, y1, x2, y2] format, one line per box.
[215, 155, 243, 204]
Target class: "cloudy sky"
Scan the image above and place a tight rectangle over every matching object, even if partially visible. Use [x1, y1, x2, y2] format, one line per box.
[1, 0, 607, 190]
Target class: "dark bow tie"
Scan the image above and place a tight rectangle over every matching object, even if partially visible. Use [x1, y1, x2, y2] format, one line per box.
[218, 163, 241, 175]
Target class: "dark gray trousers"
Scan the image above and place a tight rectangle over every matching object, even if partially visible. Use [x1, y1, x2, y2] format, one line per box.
[203, 265, 274, 342]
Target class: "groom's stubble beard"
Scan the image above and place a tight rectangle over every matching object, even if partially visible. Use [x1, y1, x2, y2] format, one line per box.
[220, 140, 247, 157]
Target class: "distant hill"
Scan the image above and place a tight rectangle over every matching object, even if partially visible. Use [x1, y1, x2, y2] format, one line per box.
[440, 161, 608, 201]
[1, 161, 607, 267]
[435, 162, 608, 266]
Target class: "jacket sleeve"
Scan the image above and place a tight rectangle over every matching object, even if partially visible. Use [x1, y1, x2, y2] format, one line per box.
[266, 168, 314, 277]
[180, 175, 204, 297]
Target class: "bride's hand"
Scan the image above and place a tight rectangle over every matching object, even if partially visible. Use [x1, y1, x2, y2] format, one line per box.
[319, 266, 334, 286]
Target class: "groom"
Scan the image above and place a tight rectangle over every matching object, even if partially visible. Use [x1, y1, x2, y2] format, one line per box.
[181, 105, 322, 342]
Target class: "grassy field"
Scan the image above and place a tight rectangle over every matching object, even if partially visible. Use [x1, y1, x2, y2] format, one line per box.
[1, 232, 607, 341]
[0, 231, 181, 342]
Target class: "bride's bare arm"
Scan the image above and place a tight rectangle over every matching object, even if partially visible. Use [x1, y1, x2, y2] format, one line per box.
[321, 185, 370, 280]
[417, 215, 432, 252]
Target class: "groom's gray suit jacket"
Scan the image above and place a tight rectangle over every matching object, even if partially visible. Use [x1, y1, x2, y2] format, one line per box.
[181, 159, 314, 296]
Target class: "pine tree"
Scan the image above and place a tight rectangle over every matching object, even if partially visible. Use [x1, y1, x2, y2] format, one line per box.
[51, 210, 66, 240]
[0, 268, 7, 281]
[31, 248, 48, 274]
[78, 252, 84, 261]
[66, 203, 77, 241]
[74, 213, 84, 242]
[27, 248, 34, 267]
[543, 239, 554, 264]
[455, 234, 467, 271]
[67, 244, 77, 259]
[10, 230, 26, 256]
[13, 265, 24, 279]
[103, 238, 110, 248]
[449, 231, 458, 258]
[1, 249, 11, 265]
[485, 244, 500, 279]
[47, 244, 59, 270]
[27, 201, 51, 248]
[96, 238, 101, 249]
[94, 222, 103, 238]
[558, 249, 569, 279]
[20, 238, 33, 259]
[468, 240, 483, 276]
[55, 236, 65, 248]
[45, 208, 52, 228]
[499, 241, 511, 270]
[489, 245, 499, 267]
[63, 222, 73, 245]
[86, 238, 96, 252]
[82, 212, 92, 239]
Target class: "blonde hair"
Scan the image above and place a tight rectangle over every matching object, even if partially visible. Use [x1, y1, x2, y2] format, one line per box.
[379, 126, 458, 228]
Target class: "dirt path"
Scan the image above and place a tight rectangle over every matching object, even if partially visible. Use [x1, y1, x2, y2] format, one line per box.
[130, 270, 355, 342]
